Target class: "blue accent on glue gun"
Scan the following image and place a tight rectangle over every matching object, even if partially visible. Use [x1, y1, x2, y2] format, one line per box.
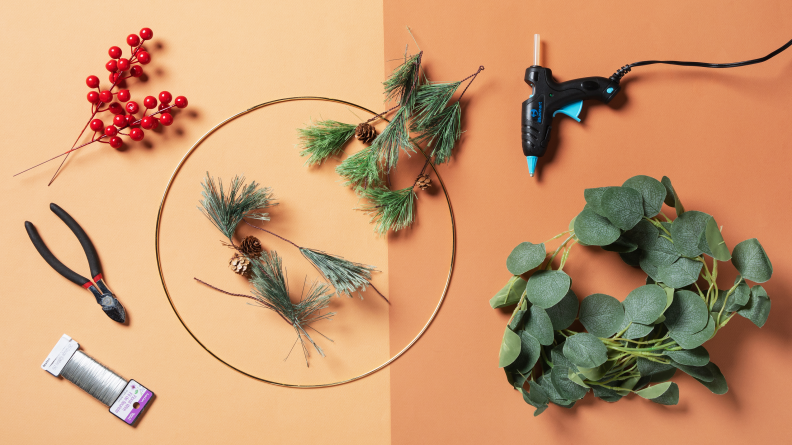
[552, 100, 583, 122]
[527, 156, 538, 177]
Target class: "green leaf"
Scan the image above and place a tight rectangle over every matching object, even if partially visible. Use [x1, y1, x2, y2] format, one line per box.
[619, 250, 641, 267]
[512, 331, 542, 373]
[670, 314, 715, 349]
[725, 278, 751, 312]
[623, 175, 667, 217]
[623, 219, 659, 250]
[489, 276, 527, 309]
[508, 309, 527, 330]
[592, 385, 622, 403]
[577, 361, 614, 381]
[579, 293, 625, 338]
[661, 176, 685, 216]
[664, 290, 709, 334]
[568, 216, 589, 246]
[704, 217, 731, 261]
[737, 285, 771, 328]
[551, 365, 587, 401]
[670, 360, 714, 382]
[635, 381, 673, 399]
[619, 317, 655, 339]
[563, 333, 608, 368]
[524, 306, 554, 346]
[601, 186, 644, 230]
[498, 327, 521, 367]
[537, 374, 574, 407]
[545, 289, 579, 330]
[574, 208, 621, 246]
[522, 382, 549, 416]
[664, 346, 710, 366]
[651, 382, 680, 405]
[506, 242, 546, 275]
[602, 235, 638, 253]
[639, 236, 680, 281]
[670, 211, 711, 257]
[694, 362, 728, 395]
[732, 238, 773, 283]
[616, 376, 641, 396]
[567, 369, 590, 388]
[657, 257, 703, 288]
[525, 270, 572, 309]
[636, 357, 674, 379]
[583, 186, 616, 217]
[623, 285, 668, 324]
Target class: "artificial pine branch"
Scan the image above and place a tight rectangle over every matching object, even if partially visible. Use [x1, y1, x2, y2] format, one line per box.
[336, 146, 383, 188]
[298, 120, 356, 166]
[370, 107, 414, 172]
[359, 186, 417, 235]
[415, 102, 462, 164]
[411, 81, 461, 129]
[198, 173, 276, 240]
[384, 51, 423, 109]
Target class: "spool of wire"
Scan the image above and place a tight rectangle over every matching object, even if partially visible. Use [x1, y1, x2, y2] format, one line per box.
[41, 334, 154, 425]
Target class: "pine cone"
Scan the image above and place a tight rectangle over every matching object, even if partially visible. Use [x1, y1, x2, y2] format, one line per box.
[355, 122, 377, 144]
[415, 173, 432, 191]
[240, 235, 263, 257]
[229, 253, 251, 276]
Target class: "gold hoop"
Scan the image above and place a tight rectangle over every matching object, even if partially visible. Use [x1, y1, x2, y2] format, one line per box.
[155, 97, 456, 388]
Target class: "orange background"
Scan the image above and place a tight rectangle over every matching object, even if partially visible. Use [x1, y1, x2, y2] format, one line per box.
[2, 1, 792, 444]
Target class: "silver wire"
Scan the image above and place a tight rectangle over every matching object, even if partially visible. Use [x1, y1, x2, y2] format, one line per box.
[60, 351, 127, 406]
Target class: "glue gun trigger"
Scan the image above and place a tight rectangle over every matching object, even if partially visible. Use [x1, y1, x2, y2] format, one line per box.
[552, 100, 583, 123]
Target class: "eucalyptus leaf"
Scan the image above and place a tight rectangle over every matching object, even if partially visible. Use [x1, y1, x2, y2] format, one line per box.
[577, 361, 614, 381]
[602, 235, 638, 253]
[545, 289, 579, 330]
[635, 381, 673, 399]
[537, 374, 574, 406]
[583, 186, 616, 217]
[551, 343, 577, 371]
[563, 333, 608, 368]
[694, 362, 728, 394]
[574, 208, 621, 246]
[619, 250, 641, 267]
[723, 279, 750, 312]
[507, 242, 546, 275]
[670, 211, 711, 257]
[616, 376, 641, 396]
[551, 365, 588, 401]
[579, 293, 625, 338]
[670, 360, 714, 382]
[510, 369, 529, 390]
[737, 285, 771, 328]
[636, 357, 675, 379]
[592, 385, 622, 403]
[624, 219, 659, 250]
[567, 369, 590, 388]
[704, 217, 731, 261]
[498, 327, 521, 368]
[732, 238, 773, 283]
[601, 186, 645, 230]
[664, 290, 709, 334]
[650, 382, 680, 405]
[619, 317, 655, 339]
[623, 175, 667, 217]
[524, 305, 554, 346]
[512, 330, 542, 373]
[525, 270, 571, 309]
[657, 257, 703, 288]
[568, 216, 589, 246]
[489, 276, 527, 309]
[670, 314, 715, 349]
[522, 382, 549, 416]
[639, 236, 680, 281]
[509, 309, 527, 330]
[664, 346, 709, 366]
[623, 285, 668, 324]
[661, 176, 685, 216]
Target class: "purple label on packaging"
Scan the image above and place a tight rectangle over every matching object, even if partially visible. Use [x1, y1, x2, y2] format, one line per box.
[109, 380, 153, 425]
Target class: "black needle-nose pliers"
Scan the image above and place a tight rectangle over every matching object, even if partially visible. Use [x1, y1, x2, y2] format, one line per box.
[25, 203, 126, 323]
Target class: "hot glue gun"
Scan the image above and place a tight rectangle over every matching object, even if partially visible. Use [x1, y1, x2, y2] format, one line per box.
[522, 34, 792, 177]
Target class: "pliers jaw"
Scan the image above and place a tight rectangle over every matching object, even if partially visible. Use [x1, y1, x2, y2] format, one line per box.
[87, 279, 126, 323]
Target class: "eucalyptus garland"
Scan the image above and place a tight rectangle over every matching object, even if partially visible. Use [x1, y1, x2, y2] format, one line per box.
[296, 40, 484, 235]
[491, 175, 773, 415]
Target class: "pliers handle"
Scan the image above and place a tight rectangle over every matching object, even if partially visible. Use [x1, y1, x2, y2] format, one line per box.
[25, 203, 126, 323]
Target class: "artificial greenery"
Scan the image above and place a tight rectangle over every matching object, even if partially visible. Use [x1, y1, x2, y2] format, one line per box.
[296, 39, 483, 235]
[491, 175, 773, 415]
[198, 173, 275, 240]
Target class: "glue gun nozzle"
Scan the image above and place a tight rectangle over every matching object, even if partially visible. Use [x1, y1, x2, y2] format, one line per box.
[526, 156, 538, 178]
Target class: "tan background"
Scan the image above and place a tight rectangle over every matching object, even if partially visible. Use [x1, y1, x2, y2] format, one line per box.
[0, 1, 393, 444]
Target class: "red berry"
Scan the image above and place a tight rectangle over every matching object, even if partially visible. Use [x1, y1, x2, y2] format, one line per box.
[140, 116, 154, 129]
[87, 91, 101, 103]
[109, 72, 122, 84]
[158, 91, 172, 104]
[105, 60, 118, 72]
[158, 103, 170, 111]
[117, 89, 131, 102]
[99, 90, 113, 103]
[127, 34, 140, 47]
[174, 96, 188, 108]
[113, 114, 127, 127]
[86, 75, 100, 89]
[130, 66, 143, 77]
[137, 51, 151, 65]
[108, 102, 124, 115]
[89, 119, 104, 132]
[125, 101, 139, 114]
[108, 46, 122, 59]
[109, 136, 123, 149]
[117, 58, 130, 71]
[151, 117, 159, 129]
[143, 96, 157, 109]
[140, 28, 153, 40]
[104, 125, 118, 136]
[129, 128, 145, 141]
[159, 112, 174, 126]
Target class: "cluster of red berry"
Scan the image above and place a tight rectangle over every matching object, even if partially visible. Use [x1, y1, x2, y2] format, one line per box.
[83, 28, 188, 149]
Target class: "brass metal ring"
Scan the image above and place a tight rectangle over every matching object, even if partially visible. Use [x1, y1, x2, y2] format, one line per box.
[155, 97, 456, 387]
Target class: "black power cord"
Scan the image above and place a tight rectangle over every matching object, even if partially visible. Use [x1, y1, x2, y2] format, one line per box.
[610, 37, 792, 81]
